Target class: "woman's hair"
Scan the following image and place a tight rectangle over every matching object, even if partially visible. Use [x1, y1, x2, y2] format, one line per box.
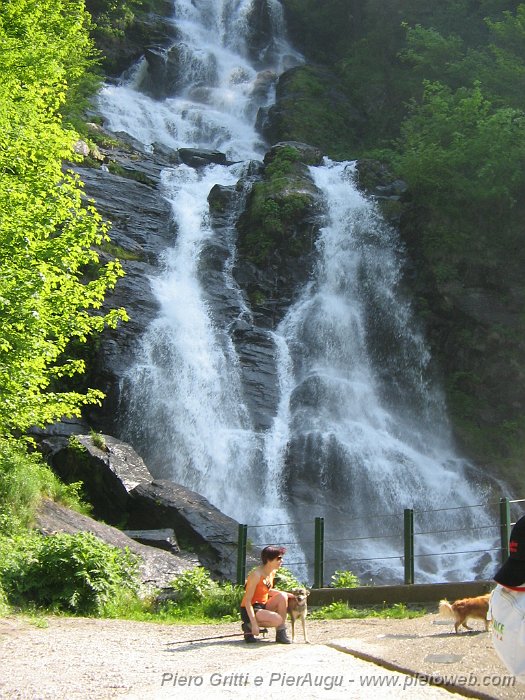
[261, 545, 286, 564]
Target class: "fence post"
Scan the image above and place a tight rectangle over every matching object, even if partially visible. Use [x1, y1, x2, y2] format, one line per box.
[314, 517, 325, 589]
[236, 523, 247, 586]
[499, 497, 511, 564]
[404, 509, 414, 585]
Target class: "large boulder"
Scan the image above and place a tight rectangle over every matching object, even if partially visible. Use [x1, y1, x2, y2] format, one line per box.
[45, 435, 240, 580]
[178, 148, 230, 168]
[35, 499, 196, 588]
[205, 142, 325, 428]
[234, 141, 325, 324]
[49, 434, 153, 525]
[127, 480, 239, 580]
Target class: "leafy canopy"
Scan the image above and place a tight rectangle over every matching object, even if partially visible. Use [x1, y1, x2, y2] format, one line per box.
[394, 81, 525, 218]
[0, 0, 126, 436]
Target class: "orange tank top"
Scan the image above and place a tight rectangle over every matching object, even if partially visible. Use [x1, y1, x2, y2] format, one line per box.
[241, 571, 273, 607]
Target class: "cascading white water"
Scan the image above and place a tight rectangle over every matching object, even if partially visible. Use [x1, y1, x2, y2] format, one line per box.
[98, 0, 299, 519]
[265, 160, 495, 582]
[97, 0, 497, 582]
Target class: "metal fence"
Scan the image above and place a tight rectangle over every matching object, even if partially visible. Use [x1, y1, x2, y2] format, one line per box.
[236, 497, 525, 587]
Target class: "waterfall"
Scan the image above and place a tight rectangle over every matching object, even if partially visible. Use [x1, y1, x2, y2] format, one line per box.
[268, 160, 495, 582]
[98, 0, 299, 520]
[97, 0, 496, 583]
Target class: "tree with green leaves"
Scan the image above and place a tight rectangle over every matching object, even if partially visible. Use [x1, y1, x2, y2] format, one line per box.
[393, 81, 525, 277]
[0, 0, 126, 436]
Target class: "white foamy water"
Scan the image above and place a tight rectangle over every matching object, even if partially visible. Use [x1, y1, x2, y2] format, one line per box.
[263, 160, 496, 582]
[97, 1, 498, 583]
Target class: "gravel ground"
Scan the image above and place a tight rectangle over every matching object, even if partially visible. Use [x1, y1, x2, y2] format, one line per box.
[0, 613, 523, 700]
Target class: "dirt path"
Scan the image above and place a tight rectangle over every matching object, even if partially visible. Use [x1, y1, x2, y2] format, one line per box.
[1, 614, 523, 699]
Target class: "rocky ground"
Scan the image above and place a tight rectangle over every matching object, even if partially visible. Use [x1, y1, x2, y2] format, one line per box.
[1, 613, 523, 700]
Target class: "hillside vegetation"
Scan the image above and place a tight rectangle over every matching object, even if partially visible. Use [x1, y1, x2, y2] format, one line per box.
[0, 0, 129, 614]
[281, 0, 525, 487]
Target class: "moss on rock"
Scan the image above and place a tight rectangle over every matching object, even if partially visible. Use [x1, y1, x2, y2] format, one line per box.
[237, 144, 322, 265]
[258, 65, 364, 159]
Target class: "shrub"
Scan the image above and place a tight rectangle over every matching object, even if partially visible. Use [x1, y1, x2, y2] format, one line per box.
[330, 569, 360, 588]
[154, 569, 245, 622]
[274, 566, 304, 590]
[1, 531, 139, 615]
[201, 582, 244, 619]
[170, 567, 216, 604]
[0, 438, 86, 535]
[89, 429, 107, 451]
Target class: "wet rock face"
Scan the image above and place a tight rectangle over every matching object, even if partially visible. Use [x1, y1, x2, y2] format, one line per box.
[71, 134, 177, 432]
[79, 128, 407, 438]
[95, 1, 178, 79]
[233, 141, 326, 326]
[245, 0, 277, 67]
[140, 41, 219, 99]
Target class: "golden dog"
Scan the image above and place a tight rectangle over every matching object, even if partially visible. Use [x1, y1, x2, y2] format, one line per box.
[438, 594, 491, 633]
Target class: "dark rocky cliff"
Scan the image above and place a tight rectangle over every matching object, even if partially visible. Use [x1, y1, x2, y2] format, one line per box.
[76, 0, 524, 516]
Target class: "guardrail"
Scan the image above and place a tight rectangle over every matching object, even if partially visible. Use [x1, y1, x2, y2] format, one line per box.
[236, 497, 525, 587]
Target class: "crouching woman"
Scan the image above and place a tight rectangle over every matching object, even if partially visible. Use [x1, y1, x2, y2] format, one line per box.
[240, 545, 293, 644]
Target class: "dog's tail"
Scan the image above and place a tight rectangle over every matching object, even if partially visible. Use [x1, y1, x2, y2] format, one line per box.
[438, 599, 455, 619]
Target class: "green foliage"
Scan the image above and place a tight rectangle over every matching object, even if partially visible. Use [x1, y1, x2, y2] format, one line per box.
[155, 568, 244, 622]
[239, 146, 316, 264]
[0, 438, 86, 535]
[267, 66, 359, 157]
[98, 587, 150, 619]
[282, 0, 355, 62]
[330, 570, 360, 588]
[170, 567, 215, 604]
[107, 162, 156, 186]
[89, 429, 107, 451]
[400, 25, 468, 88]
[0, 583, 9, 617]
[85, 0, 153, 40]
[392, 80, 525, 287]
[395, 82, 525, 213]
[0, 532, 139, 615]
[0, 0, 127, 437]
[68, 435, 88, 454]
[273, 566, 304, 590]
[309, 601, 425, 620]
[264, 146, 301, 178]
[99, 240, 144, 262]
[0, 0, 102, 121]
[200, 582, 244, 620]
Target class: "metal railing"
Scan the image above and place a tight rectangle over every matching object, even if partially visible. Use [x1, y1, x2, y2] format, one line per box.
[235, 497, 525, 587]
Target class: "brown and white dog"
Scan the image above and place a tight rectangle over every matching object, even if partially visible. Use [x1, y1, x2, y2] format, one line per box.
[288, 587, 310, 643]
[438, 594, 491, 633]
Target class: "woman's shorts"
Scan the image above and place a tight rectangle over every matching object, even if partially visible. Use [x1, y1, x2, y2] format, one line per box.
[240, 603, 266, 624]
